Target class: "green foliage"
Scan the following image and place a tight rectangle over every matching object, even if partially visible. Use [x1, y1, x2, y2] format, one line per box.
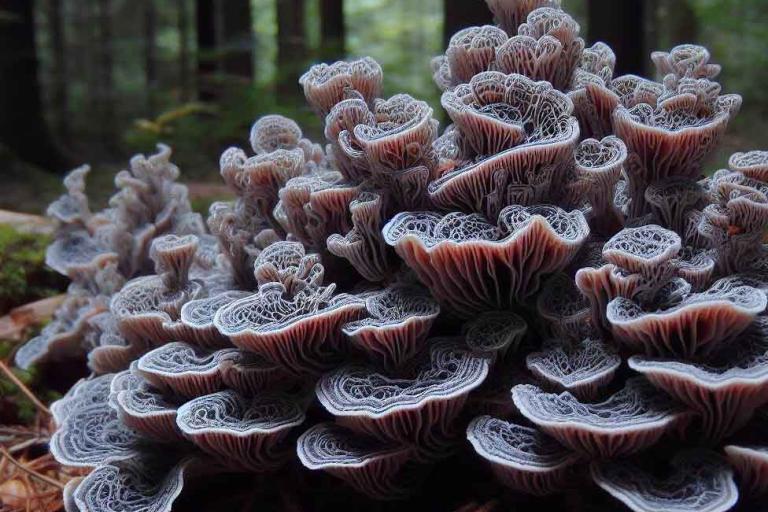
[0, 340, 61, 424]
[0, 225, 60, 313]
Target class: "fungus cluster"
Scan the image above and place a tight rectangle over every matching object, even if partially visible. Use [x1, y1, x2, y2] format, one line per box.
[16, 1, 768, 510]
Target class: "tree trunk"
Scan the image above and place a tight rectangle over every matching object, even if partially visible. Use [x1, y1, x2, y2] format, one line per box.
[195, 0, 253, 100]
[145, 0, 158, 113]
[95, 0, 116, 143]
[276, 0, 307, 103]
[196, 0, 217, 99]
[218, 0, 253, 77]
[320, 0, 345, 61]
[47, 0, 69, 141]
[178, 0, 192, 101]
[588, 0, 646, 76]
[443, 0, 494, 48]
[0, 0, 71, 172]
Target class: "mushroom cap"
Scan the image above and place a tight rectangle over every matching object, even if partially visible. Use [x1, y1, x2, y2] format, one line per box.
[213, 283, 365, 374]
[383, 205, 589, 315]
[485, 0, 562, 35]
[591, 450, 738, 512]
[466, 415, 581, 495]
[317, 340, 489, 419]
[296, 422, 413, 499]
[341, 283, 440, 368]
[464, 310, 528, 358]
[175, 389, 305, 471]
[512, 377, 688, 458]
[602, 225, 681, 275]
[729, 150, 768, 182]
[628, 318, 768, 440]
[316, 340, 489, 456]
[299, 57, 383, 116]
[50, 390, 140, 468]
[73, 456, 192, 512]
[607, 277, 766, 357]
[723, 444, 768, 497]
[526, 338, 621, 400]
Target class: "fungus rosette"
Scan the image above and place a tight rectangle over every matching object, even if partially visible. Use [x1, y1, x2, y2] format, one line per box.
[299, 57, 383, 116]
[511, 378, 689, 458]
[383, 205, 589, 316]
[316, 340, 490, 457]
[466, 415, 581, 496]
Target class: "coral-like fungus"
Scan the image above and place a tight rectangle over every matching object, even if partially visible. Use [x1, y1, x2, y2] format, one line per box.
[20, 1, 768, 509]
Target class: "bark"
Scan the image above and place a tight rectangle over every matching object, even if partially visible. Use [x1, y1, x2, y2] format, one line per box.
[0, 0, 71, 172]
[196, 0, 217, 99]
[588, 0, 646, 76]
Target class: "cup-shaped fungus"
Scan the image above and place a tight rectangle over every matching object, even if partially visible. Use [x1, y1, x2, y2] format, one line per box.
[607, 277, 766, 357]
[628, 318, 768, 440]
[341, 283, 440, 368]
[536, 273, 592, 340]
[614, 78, 742, 217]
[499, 8, 584, 90]
[299, 58, 383, 116]
[436, 73, 579, 216]
[136, 342, 228, 398]
[591, 450, 738, 512]
[327, 192, 394, 282]
[724, 444, 768, 497]
[526, 338, 621, 400]
[214, 283, 366, 375]
[316, 340, 490, 458]
[466, 415, 581, 495]
[178, 291, 250, 349]
[113, 377, 182, 443]
[353, 94, 438, 173]
[296, 422, 414, 500]
[567, 136, 627, 235]
[383, 205, 589, 316]
[69, 456, 193, 512]
[512, 377, 689, 458]
[463, 311, 528, 360]
[651, 44, 721, 81]
[444, 26, 509, 85]
[485, 0, 561, 35]
[49, 385, 141, 468]
[175, 389, 305, 472]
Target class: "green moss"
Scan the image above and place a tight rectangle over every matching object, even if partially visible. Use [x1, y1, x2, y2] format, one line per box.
[0, 225, 63, 313]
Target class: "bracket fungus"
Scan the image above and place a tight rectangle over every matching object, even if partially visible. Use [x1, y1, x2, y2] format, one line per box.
[340, 283, 440, 368]
[19, 1, 768, 508]
[296, 422, 414, 499]
[383, 205, 589, 316]
[316, 340, 489, 458]
[525, 338, 621, 400]
[591, 450, 738, 512]
[511, 378, 689, 458]
[175, 389, 305, 472]
[466, 415, 581, 496]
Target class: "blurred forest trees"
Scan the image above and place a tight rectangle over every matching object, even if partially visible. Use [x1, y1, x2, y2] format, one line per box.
[0, 0, 766, 213]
